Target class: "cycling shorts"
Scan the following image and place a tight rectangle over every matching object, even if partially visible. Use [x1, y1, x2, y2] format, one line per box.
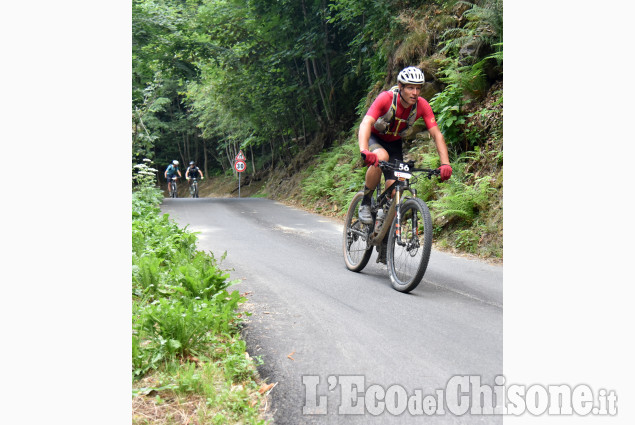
[368, 133, 403, 181]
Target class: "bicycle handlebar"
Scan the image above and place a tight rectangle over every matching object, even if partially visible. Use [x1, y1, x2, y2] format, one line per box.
[378, 160, 441, 176]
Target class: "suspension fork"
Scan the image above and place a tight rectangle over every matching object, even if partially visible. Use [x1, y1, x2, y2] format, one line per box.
[399, 186, 419, 242]
[395, 188, 402, 242]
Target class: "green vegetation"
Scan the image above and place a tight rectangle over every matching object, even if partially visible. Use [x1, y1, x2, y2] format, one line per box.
[294, 0, 503, 259]
[133, 0, 503, 259]
[131, 162, 268, 424]
[130, 3, 503, 422]
[296, 122, 502, 258]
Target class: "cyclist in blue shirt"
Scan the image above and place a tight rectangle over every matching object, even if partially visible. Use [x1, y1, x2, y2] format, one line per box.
[164, 160, 182, 195]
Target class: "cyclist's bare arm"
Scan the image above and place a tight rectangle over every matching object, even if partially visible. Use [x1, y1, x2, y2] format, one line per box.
[358, 115, 376, 151]
[428, 126, 450, 165]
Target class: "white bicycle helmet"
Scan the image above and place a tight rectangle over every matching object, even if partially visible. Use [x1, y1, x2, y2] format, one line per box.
[172, 160, 179, 165]
[397, 66, 425, 85]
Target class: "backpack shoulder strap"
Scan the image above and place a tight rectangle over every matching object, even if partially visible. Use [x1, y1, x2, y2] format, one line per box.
[373, 88, 399, 134]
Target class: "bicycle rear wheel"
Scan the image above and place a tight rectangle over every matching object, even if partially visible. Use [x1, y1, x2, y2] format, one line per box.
[343, 192, 373, 272]
[386, 198, 433, 293]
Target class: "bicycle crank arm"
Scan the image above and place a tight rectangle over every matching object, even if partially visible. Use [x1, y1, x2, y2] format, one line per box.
[349, 228, 370, 240]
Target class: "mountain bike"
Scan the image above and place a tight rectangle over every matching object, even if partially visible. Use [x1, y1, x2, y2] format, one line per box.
[168, 176, 178, 198]
[342, 159, 440, 293]
[188, 177, 199, 198]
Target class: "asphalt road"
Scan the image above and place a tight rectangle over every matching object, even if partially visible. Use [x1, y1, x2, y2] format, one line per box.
[160, 198, 503, 424]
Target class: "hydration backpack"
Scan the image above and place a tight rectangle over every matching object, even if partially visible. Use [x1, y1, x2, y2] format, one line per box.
[373, 86, 418, 137]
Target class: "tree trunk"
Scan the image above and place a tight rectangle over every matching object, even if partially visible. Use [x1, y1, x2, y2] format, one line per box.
[304, 58, 313, 86]
[176, 134, 185, 167]
[194, 132, 199, 166]
[250, 144, 255, 173]
[203, 140, 208, 178]
[183, 133, 189, 164]
[281, 133, 288, 162]
[312, 58, 331, 121]
[225, 144, 233, 174]
[301, 114, 307, 146]
[321, 0, 335, 112]
[270, 139, 275, 169]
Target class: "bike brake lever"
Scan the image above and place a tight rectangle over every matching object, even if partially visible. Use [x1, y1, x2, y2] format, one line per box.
[427, 169, 441, 179]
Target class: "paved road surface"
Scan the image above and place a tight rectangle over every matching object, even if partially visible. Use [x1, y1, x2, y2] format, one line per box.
[160, 198, 503, 424]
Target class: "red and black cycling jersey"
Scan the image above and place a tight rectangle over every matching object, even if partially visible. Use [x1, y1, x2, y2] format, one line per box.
[366, 91, 438, 142]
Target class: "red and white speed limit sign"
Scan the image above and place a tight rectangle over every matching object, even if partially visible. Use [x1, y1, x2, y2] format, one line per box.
[234, 160, 246, 173]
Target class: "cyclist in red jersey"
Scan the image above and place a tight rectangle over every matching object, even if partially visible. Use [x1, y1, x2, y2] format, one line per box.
[358, 66, 452, 225]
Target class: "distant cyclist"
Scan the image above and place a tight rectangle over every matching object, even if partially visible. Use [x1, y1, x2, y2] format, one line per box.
[358, 66, 453, 224]
[164, 160, 182, 195]
[185, 161, 204, 183]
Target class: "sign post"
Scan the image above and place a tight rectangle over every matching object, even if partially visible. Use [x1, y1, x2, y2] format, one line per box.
[234, 159, 246, 198]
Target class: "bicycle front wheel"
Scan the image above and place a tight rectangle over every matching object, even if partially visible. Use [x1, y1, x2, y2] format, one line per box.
[387, 198, 433, 293]
[172, 182, 178, 198]
[342, 191, 373, 272]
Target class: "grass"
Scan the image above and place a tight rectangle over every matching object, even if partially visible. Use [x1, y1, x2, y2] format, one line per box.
[131, 173, 271, 424]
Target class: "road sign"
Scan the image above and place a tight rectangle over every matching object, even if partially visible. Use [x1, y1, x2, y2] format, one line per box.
[234, 160, 246, 173]
[235, 150, 246, 161]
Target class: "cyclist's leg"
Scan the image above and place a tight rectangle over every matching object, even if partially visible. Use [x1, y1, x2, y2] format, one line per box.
[376, 140, 403, 264]
[382, 139, 404, 196]
[363, 134, 390, 203]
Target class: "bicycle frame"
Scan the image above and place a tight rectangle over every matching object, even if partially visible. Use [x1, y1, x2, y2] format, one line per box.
[168, 177, 178, 196]
[190, 178, 198, 196]
[368, 161, 436, 247]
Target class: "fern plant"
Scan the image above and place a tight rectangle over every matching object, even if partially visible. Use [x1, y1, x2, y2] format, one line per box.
[440, 0, 503, 60]
[428, 176, 495, 224]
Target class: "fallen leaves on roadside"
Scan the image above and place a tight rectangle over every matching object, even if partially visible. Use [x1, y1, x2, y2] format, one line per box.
[185, 355, 200, 365]
[258, 382, 276, 394]
[287, 351, 296, 361]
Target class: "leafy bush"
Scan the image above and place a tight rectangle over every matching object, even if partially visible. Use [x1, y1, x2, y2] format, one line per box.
[454, 229, 480, 253]
[132, 255, 164, 300]
[131, 184, 248, 381]
[137, 294, 242, 358]
[440, 0, 503, 60]
[429, 83, 466, 147]
[301, 139, 366, 213]
[428, 176, 495, 225]
[174, 254, 232, 300]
